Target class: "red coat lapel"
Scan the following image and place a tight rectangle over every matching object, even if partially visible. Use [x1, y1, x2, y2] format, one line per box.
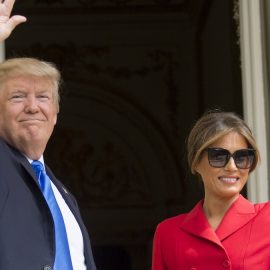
[215, 195, 257, 241]
[180, 200, 222, 247]
[180, 195, 257, 246]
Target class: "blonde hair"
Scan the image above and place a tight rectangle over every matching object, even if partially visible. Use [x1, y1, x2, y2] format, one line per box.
[0, 57, 61, 111]
[187, 111, 260, 174]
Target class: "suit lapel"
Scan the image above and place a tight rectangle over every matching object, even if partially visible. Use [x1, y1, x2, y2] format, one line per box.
[45, 166, 79, 218]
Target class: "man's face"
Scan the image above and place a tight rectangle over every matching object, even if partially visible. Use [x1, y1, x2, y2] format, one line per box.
[0, 75, 58, 158]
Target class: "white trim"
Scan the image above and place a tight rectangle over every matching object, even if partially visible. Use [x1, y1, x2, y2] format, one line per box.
[239, 0, 269, 202]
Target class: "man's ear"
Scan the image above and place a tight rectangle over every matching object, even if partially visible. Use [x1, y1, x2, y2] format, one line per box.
[54, 114, 57, 125]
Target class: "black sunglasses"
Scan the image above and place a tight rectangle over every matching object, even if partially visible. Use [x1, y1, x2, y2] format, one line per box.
[206, 147, 256, 169]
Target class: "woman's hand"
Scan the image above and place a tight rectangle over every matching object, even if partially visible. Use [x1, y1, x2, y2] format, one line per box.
[0, 0, 26, 42]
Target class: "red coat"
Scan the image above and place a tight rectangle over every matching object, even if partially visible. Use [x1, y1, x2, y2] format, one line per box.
[152, 195, 270, 270]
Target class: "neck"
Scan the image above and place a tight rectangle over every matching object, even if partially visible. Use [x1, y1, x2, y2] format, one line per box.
[203, 194, 240, 230]
[2, 136, 46, 160]
[20, 145, 44, 160]
[19, 139, 47, 160]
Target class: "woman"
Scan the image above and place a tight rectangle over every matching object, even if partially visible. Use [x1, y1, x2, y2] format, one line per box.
[152, 111, 270, 270]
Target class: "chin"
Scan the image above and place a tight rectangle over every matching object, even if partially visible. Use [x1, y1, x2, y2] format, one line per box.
[220, 190, 242, 199]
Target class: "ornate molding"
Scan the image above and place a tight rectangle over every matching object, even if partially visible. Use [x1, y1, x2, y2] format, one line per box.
[48, 126, 152, 206]
[8, 43, 181, 137]
[17, 0, 185, 6]
[12, 43, 185, 207]
[13, 0, 188, 15]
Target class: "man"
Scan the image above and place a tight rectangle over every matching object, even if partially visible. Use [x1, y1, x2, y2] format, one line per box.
[0, 1, 97, 270]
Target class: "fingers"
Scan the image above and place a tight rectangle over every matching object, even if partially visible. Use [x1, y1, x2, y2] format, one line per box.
[8, 15, 27, 28]
[2, 0, 16, 13]
[10, 14, 26, 23]
[3, 15, 27, 39]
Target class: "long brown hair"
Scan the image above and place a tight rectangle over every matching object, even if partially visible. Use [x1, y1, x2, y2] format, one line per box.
[187, 111, 260, 174]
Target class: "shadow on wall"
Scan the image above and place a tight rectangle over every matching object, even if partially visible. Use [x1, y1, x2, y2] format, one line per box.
[93, 246, 131, 270]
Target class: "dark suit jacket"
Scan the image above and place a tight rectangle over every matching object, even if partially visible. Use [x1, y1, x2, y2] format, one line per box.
[0, 138, 97, 270]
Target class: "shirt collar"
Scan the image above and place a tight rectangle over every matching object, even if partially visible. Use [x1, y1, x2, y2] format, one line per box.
[26, 155, 45, 167]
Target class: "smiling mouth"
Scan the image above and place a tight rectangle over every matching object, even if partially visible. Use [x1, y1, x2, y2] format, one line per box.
[218, 177, 239, 183]
[20, 119, 43, 122]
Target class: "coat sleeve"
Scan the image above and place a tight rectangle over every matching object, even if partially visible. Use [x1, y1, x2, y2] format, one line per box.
[152, 224, 167, 270]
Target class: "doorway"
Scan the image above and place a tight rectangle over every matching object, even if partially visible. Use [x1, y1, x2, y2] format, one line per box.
[8, 1, 242, 269]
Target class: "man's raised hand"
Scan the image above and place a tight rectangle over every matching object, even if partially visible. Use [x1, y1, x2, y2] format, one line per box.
[0, 0, 26, 42]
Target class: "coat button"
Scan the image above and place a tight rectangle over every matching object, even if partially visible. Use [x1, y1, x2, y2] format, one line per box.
[222, 259, 230, 268]
[43, 266, 52, 270]
[189, 267, 197, 270]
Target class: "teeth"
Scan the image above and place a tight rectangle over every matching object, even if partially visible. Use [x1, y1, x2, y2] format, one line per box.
[219, 177, 238, 183]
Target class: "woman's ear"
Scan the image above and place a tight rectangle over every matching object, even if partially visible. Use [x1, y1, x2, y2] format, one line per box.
[194, 162, 203, 176]
[194, 164, 199, 175]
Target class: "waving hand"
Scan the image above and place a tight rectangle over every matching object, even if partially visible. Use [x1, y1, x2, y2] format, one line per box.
[0, 0, 26, 42]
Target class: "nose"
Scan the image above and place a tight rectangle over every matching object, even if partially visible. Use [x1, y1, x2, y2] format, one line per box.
[225, 157, 238, 171]
[24, 96, 39, 113]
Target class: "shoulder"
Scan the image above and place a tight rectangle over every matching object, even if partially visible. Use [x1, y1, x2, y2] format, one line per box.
[0, 138, 19, 165]
[155, 200, 203, 232]
[0, 138, 8, 152]
[254, 201, 270, 214]
[0, 138, 25, 162]
[246, 201, 270, 228]
[155, 213, 188, 234]
[153, 213, 189, 250]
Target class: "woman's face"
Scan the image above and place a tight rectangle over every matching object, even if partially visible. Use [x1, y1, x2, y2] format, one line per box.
[195, 132, 251, 201]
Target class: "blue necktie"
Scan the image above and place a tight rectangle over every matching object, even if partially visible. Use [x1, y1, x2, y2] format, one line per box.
[31, 160, 73, 270]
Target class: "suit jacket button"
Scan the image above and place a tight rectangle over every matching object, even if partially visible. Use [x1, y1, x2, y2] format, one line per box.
[222, 259, 231, 267]
[43, 266, 52, 270]
[189, 267, 197, 270]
